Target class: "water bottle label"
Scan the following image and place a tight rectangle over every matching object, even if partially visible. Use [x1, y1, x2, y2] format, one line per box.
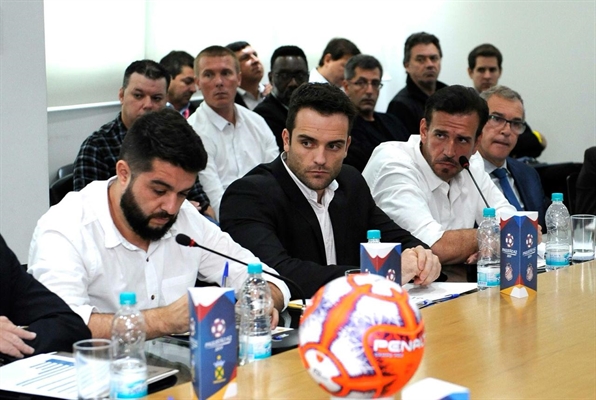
[478, 267, 500, 288]
[545, 251, 570, 266]
[242, 335, 271, 362]
[110, 366, 147, 399]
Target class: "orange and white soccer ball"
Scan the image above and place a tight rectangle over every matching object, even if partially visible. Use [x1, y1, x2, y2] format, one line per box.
[299, 274, 424, 398]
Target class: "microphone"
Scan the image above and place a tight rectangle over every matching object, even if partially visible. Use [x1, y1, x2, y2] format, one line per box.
[175, 233, 307, 311]
[458, 156, 490, 209]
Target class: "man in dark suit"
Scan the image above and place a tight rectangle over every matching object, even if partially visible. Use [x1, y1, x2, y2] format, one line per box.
[576, 146, 596, 215]
[220, 83, 441, 299]
[254, 45, 309, 151]
[1, 234, 90, 362]
[477, 85, 548, 228]
[342, 54, 410, 172]
[160, 50, 198, 119]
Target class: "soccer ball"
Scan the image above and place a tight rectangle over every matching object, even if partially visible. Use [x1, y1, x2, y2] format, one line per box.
[298, 274, 424, 398]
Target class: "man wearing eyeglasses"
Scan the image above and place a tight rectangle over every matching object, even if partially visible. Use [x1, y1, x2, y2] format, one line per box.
[477, 85, 547, 229]
[254, 45, 309, 152]
[364, 85, 515, 279]
[342, 55, 410, 172]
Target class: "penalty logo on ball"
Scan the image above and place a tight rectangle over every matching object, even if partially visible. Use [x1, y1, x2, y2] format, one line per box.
[211, 318, 226, 338]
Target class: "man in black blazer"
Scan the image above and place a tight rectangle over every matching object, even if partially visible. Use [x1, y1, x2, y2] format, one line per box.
[477, 85, 548, 229]
[220, 83, 441, 299]
[0, 234, 90, 362]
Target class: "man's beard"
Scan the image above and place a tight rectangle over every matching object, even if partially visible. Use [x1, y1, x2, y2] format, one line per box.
[120, 188, 177, 242]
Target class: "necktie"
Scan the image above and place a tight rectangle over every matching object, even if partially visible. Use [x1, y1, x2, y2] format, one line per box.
[183, 108, 190, 119]
[491, 168, 522, 211]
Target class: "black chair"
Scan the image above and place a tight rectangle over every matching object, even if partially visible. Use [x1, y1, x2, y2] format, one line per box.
[533, 162, 583, 210]
[57, 163, 74, 179]
[49, 173, 73, 206]
[566, 171, 579, 215]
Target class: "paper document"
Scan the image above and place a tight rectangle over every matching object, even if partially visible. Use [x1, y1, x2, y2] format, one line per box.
[404, 282, 478, 308]
[0, 353, 178, 399]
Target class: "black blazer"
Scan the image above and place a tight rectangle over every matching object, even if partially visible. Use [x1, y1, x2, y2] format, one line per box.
[507, 157, 548, 229]
[220, 156, 427, 298]
[0, 234, 90, 362]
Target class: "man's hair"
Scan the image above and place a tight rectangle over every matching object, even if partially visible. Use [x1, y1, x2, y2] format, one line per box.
[480, 85, 525, 118]
[403, 32, 442, 65]
[195, 45, 240, 74]
[286, 83, 357, 136]
[122, 59, 170, 89]
[344, 54, 383, 81]
[317, 38, 361, 67]
[270, 45, 308, 70]
[225, 41, 250, 53]
[468, 43, 503, 70]
[424, 85, 489, 138]
[120, 108, 207, 174]
[159, 51, 194, 79]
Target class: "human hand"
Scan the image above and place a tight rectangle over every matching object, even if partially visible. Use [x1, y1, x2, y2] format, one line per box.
[0, 316, 36, 359]
[465, 251, 479, 265]
[402, 246, 441, 286]
[164, 295, 190, 335]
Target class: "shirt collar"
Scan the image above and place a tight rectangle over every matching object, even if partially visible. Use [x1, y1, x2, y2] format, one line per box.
[280, 152, 338, 204]
[482, 156, 508, 175]
[237, 84, 265, 99]
[201, 101, 241, 130]
[166, 102, 191, 115]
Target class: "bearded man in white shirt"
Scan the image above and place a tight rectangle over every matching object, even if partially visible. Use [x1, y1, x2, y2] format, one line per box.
[28, 108, 289, 339]
[188, 46, 279, 219]
[363, 85, 516, 280]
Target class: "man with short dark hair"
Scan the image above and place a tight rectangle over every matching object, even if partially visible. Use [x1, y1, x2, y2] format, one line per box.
[189, 46, 279, 219]
[387, 32, 447, 136]
[467, 43, 546, 159]
[342, 54, 410, 172]
[159, 50, 198, 118]
[73, 60, 214, 219]
[30, 108, 290, 339]
[477, 85, 547, 229]
[365, 85, 515, 274]
[254, 45, 309, 151]
[309, 38, 360, 87]
[225, 41, 268, 110]
[220, 83, 441, 298]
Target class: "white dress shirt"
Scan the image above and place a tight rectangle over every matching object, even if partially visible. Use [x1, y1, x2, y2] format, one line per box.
[309, 68, 330, 84]
[236, 84, 266, 110]
[188, 102, 279, 218]
[281, 153, 338, 265]
[362, 136, 515, 247]
[28, 179, 290, 324]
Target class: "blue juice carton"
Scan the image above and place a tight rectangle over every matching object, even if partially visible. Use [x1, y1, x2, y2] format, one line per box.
[360, 237, 401, 283]
[188, 287, 237, 400]
[499, 211, 538, 298]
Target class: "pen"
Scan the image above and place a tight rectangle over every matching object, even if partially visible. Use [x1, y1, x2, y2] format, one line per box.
[221, 261, 229, 288]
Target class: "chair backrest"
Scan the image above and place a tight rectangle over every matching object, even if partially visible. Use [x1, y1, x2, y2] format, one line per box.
[57, 163, 74, 179]
[566, 171, 579, 215]
[49, 173, 73, 206]
[533, 162, 583, 211]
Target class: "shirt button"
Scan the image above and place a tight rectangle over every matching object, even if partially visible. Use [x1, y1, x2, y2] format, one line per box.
[146, 257, 149, 262]
[151, 295, 155, 300]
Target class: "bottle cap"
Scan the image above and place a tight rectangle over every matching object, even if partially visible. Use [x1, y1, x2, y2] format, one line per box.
[119, 292, 136, 306]
[367, 230, 381, 240]
[551, 193, 563, 202]
[483, 207, 496, 217]
[247, 262, 263, 274]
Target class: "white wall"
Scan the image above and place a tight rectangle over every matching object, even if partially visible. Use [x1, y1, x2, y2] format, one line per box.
[45, 0, 595, 178]
[0, 0, 49, 261]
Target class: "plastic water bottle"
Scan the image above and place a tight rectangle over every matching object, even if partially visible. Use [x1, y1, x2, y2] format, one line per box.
[545, 193, 570, 270]
[367, 229, 381, 243]
[477, 208, 500, 290]
[238, 263, 272, 365]
[110, 292, 147, 399]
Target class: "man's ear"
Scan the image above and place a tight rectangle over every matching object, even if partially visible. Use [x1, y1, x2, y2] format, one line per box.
[115, 160, 132, 186]
[118, 87, 124, 104]
[282, 129, 291, 153]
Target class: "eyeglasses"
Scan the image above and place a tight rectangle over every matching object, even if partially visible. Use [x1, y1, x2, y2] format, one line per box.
[487, 114, 527, 135]
[274, 71, 309, 82]
[348, 79, 383, 90]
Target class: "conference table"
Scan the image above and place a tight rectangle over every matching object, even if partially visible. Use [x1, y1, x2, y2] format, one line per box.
[149, 262, 596, 399]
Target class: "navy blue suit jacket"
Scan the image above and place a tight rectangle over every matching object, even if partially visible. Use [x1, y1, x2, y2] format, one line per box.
[507, 157, 548, 229]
